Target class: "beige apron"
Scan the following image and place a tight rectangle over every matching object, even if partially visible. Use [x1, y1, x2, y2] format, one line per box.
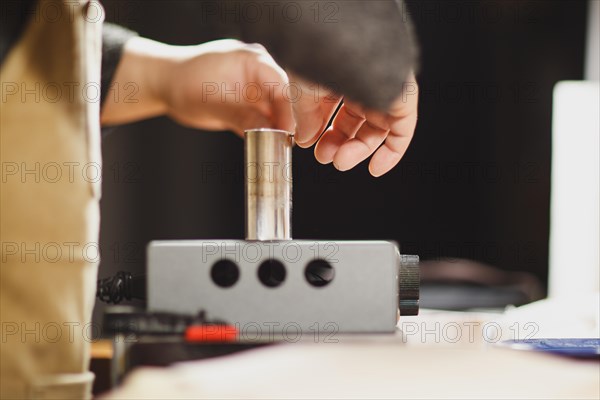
[1, 0, 104, 398]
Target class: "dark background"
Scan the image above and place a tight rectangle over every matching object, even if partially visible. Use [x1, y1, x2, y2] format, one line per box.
[94, 0, 588, 323]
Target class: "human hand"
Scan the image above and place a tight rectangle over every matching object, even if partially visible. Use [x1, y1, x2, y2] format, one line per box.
[101, 38, 293, 136]
[292, 72, 419, 177]
[161, 40, 294, 136]
[102, 38, 417, 178]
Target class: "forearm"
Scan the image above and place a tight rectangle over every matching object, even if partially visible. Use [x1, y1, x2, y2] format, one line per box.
[100, 37, 176, 126]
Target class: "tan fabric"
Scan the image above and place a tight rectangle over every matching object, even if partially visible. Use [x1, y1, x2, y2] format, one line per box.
[1, 0, 104, 398]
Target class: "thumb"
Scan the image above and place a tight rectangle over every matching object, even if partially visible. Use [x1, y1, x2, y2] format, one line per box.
[290, 74, 341, 148]
[271, 87, 295, 133]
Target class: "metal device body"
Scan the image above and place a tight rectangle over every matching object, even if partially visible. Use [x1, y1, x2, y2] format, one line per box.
[146, 128, 419, 334]
[245, 129, 293, 241]
[147, 240, 400, 333]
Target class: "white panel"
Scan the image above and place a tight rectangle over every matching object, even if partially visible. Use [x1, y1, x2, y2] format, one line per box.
[549, 81, 600, 297]
[585, 0, 599, 81]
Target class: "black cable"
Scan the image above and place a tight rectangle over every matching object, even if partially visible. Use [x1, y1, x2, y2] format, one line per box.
[97, 271, 146, 304]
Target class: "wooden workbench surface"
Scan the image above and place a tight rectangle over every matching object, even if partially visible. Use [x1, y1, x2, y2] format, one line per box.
[100, 309, 600, 399]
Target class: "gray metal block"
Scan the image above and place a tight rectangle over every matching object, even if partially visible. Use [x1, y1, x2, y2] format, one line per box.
[147, 240, 400, 333]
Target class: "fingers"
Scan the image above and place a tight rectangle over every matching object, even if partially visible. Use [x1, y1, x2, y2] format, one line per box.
[290, 73, 342, 147]
[294, 96, 341, 148]
[316, 75, 418, 176]
[333, 120, 389, 171]
[243, 53, 418, 177]
[313, 97, 417, 176]
[313, 103, 364, 164]
[368, 110, 417, 177]
[333, 101, 366, 134]
[292, 93, 323, 147]
[260, 60, 295, 133]
[315, 102, 391, 172]
[247, 49, 295, 133]
[331, 105, 390, 170]
[367, 80, 419, 176]
[271, 91, 295, 133]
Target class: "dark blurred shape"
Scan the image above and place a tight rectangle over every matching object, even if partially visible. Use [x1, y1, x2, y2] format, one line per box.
[419, 258, 544, 310]
[97, 271, 146, 304]
[126, 339, 268, 370]
[236, 0, 418, 110]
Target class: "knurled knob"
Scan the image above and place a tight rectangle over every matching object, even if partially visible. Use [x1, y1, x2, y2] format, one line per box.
[399, 254, 420, 316]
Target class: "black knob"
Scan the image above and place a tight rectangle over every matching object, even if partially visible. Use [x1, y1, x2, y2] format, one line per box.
[399, 254, 420, 316]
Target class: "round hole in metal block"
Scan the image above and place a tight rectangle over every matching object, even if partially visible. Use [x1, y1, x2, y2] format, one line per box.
[305, 259, 335, 287]
[210, 259, 240, 288]
[257, 259, 286, 288]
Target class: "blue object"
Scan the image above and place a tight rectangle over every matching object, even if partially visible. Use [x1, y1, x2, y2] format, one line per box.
[499, 338, 600, 359]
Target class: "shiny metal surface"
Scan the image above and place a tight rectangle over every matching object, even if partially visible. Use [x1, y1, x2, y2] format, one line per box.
[245, 129, 293, 241]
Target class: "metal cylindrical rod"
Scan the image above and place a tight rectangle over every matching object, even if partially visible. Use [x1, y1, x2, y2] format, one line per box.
[245, 129, 293, 241]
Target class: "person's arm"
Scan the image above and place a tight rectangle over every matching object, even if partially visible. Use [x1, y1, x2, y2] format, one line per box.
[101, 0, 419, 176]
[100, 23, 138, 108]
[101, 33, 418, 177]
[100, 37, 294, 135]
[100, 36, 171, 125]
